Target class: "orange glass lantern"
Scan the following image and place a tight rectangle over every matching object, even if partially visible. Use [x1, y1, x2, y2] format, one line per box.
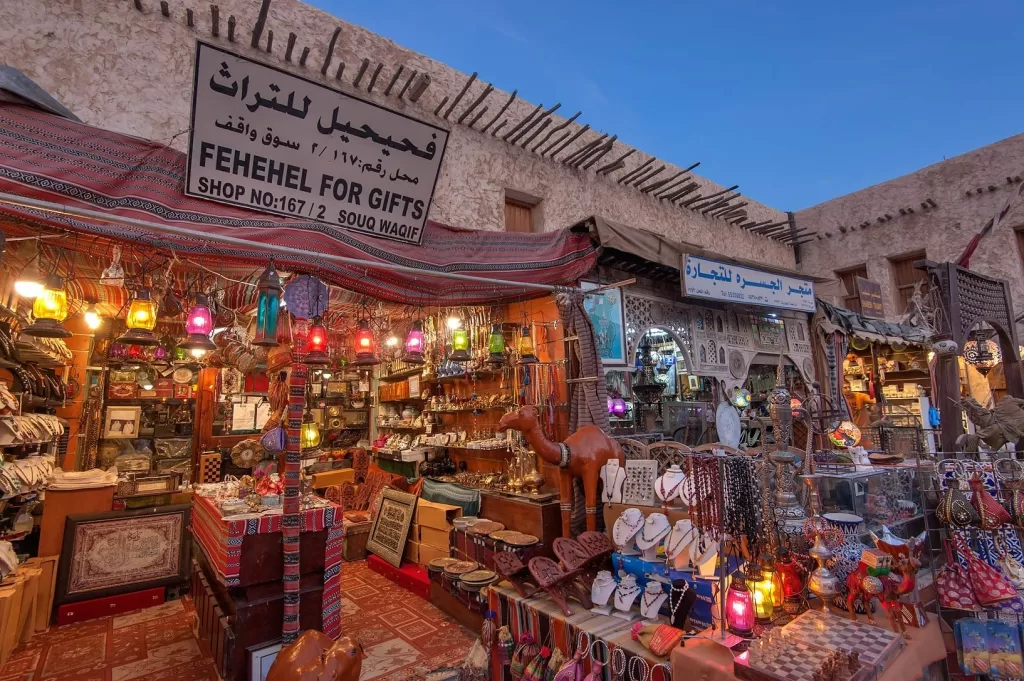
[24, 274, 70, 338]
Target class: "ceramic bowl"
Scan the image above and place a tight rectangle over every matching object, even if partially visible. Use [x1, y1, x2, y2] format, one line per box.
[823, 512, 864, 535]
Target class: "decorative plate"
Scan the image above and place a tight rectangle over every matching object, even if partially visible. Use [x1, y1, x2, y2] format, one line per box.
[172, 367, 195, 384]
[443, 560, 479, 576]
[728, 350, 747, 379]
[715, 401, 742, 449]
[460, 569, 497, 584]
[468, 520, 504, 535]
[489, 530, 517, 542]
[428, 557, 459, 571]
[504, 532, 539, 547]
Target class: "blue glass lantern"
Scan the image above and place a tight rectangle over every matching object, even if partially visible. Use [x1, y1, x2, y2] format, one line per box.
[253, 261, 282, 347]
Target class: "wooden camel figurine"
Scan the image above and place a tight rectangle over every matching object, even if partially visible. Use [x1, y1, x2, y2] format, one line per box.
[498, 405, 624, 536]
[266, 632, 364, 681]
[845, 537, 922, 639]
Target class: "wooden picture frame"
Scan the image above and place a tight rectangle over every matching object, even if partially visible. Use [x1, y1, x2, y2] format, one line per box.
[249, 640, 282, 681]
[55, 505, 191, 606]
[581, 281, 628, 365]
[365, 488, 417, 568]
[103, 405, 142, 439]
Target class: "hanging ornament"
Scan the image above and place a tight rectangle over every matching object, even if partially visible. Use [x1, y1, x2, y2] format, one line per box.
[403, 319, 426, 364]
[116, 288, 160, 346]
[488, 324, 506, 366]
[449, 320, 471, 362]
[517, 325, 538, 365]
[178, 293, 217, 353]
[352, 319, 380, 366]
[100, 245, 125, 288]
[304, 316, 330, 365]
[23, 274, 71, 338]
[253, 260, 283, 347]
[283, 275, 328, 320]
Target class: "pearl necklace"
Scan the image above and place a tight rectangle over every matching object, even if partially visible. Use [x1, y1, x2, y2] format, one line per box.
[668, 582, 689, 621]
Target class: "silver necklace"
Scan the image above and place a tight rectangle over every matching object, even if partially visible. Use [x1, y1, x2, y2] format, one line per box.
[641, 518, 668, 543]
[669, 582, 689, 620]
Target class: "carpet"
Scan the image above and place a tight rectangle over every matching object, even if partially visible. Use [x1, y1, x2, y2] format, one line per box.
[0, 560, 476, 681]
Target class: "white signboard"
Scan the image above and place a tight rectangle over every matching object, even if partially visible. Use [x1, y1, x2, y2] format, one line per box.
[682, 255, 815, 313]
[186, 42, 448, 245]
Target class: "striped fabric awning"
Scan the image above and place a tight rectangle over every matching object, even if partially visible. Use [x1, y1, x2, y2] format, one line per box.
[0, 104, 597, 305]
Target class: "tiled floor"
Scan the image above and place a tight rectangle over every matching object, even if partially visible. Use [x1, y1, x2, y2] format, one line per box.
[0, 560, 475, 681]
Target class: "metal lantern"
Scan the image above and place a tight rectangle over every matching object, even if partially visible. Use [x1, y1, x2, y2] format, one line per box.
[352, 319, 380, 366]
[724, 571, 755, 637]
[964, 331, 1001, 376]
[403, 320, 426, 364]
[487, 324, 505, 366]
[253, 261, 283, 347]
[748, 563, 775, 623]
[775, 548, 808, 614]
[24, 274, 71, 338]
[117, 288, 160, 346]
[449, 324, 471, 362]
[178, 293, 217, 353]
[300, 409, 321, 449]
[304, 316, 330, 366]
[517, 325, 538, 365]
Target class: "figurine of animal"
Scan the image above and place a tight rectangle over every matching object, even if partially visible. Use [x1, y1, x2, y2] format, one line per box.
[845, 537, 922, 639]
[497, 405, 624, 536]
[266, 632, 364, 681]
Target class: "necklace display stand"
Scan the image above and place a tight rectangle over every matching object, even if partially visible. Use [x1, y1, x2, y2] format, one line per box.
[590, 570, 617, 615]
[612, 508, 644, 556]
[668, 579, 697, 630]
[635, 512, 670, 561]
[655, 465, 686, 505]
[600, 460, 625, 503]
[612, 574, 641, 622]
[639, 580, 669, 623]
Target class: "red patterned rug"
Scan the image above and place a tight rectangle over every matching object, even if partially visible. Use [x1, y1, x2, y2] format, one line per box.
[0, 560, 475, 681]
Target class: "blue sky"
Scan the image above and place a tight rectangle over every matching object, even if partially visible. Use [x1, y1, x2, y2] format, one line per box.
[309, 0, 1023, 210]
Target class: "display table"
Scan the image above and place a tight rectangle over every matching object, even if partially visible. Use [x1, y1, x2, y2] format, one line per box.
[489, 583, 671, 681]
[670, 615, 944, 681]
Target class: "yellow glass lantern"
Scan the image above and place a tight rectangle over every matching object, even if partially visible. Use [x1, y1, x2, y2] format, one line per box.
[749, 561, 776, 622]
[517, 325, 538, 365]
[24, 274, 71, 338]
[117, 288, 160, 346]
[300, 410, 321, 449]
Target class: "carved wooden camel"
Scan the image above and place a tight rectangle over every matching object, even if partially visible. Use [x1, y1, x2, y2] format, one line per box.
[498, 405, 624, 536]
[845, 537, 922, 639]
[266, 632, 364, 681]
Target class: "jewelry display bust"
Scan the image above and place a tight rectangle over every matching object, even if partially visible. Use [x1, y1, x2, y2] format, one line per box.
[634, 512, 670, 561]
[665, 519, 694, 569]
[590, 570, 617, 615]
[668, 579, 697, 630]
[600, 460, 625, 503]
[639, 581, 668, 622]
[612, 508, 644, 555]
[655, 465, 686, 504]
[612, 574, 641, 621]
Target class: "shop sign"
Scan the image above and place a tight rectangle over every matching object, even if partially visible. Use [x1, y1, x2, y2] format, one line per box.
[186, 42, 449, 245]
[856, 277, 885, 318]
[682, 255, 815, 313]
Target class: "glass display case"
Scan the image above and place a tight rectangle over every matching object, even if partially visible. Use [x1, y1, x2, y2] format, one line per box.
[815, 464, 924, 538]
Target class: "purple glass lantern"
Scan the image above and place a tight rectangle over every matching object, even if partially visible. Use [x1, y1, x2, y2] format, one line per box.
[403, 320, 425, 364]
[611, 396, 628, 416]
[178, 293, 217, 353]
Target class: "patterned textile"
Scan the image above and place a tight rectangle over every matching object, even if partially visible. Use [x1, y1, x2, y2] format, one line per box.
[421, 478, 481, 517]
[0, 105, 597, 306]
[555, 292, 608, 432]
[283, 362, 306, 643]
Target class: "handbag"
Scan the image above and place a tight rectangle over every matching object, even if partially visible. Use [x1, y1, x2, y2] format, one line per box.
[936, 477, 979, 527]
[956, 533, 1018, 606]
[552, 632, 588, 681]
[522, 646, 551, 681]
[260, 425, 286, 454]
[510, 634, 539, 681]
[996, 539, 1024, 590]
[936, 538, 979, 611]
[970, 474, 1010, 530]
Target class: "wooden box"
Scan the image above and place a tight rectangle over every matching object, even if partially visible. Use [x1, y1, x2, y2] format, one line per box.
[414, 499, 462, 529]
[56, 587, 164, 626]
[417, 524, 450, 550]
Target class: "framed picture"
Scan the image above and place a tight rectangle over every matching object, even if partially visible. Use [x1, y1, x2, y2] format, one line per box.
[55, 505, 191, 606]
[249, 641, 282, 681]
[109, 369, 137, 384]
[103, 405, 142, 439]
[366, 489, 418, 568]
[581, 281, 627, 365]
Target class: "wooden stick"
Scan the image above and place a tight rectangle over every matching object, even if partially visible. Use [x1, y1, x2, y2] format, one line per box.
[227, 14, 235, 41]
[408, 74, 431, 102]
[521, 118, 551, 147]
[352, 58, 370, 87]
[490, 120, 508, 137]
[693, 185, 739, 211]
[481, 90, 516, 133]
[530, 111, 581, 152]
[548, 125, 590, 159]
[654, 163, 700, 196]
[384, 65, 404, 95]
[668, 184, 700, 203]
[433, 96, 449, 116]
[713, 201, 748, 217]
[186, 7, 194, 26]
[539, 130, 571, 156]
[503, 103, 543, 141]
[582, 137, 617, 170]
[251, 0, 271, 48]
[160, 1, 169, 17]
[618, 159, 654, 185]
[367, 62, 383, 92]
[133, 0, 143, 10]
[457, 83, 493, 123]
[468, 106, 489, 129]
[697, 193, 741, 214]
[633, 165, 665, 187]
[397, 70, 418, 99]
[510, 103, 561, 144]
[444, 72, 478, 120]
[641, 169, 686, 193]
[321, 27, 341, 75]
[334, 61, 345, 80]
[210, 5, 220, 37]
[265, 29, 273, 51]
[570, 134, 611, 166]
[750, 220, 789, 234]
[596, 149, 635, 175]
[563, 135, 604, 165]
[285, 32, 296, 61]
[299, 46, 310, 66]
[582, 278, 636, 295]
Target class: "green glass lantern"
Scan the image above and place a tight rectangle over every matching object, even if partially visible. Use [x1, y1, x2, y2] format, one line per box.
[449, 324, 471, 362]
[253, 260, 282, 347]
[487, 324, 505, 366]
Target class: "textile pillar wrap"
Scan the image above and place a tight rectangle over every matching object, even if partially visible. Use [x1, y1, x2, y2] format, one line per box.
[283, 362, 307, 643]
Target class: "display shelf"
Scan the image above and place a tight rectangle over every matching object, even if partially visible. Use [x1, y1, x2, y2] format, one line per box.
[377, 367, 424, 383]
[425, 406, 511, 413]
[375, 424, 425, 432]
[377, 397, 425, 404]
[424, 370, 502, 384]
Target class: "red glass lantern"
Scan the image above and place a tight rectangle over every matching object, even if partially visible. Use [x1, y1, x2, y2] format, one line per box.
[775, 549, 808, 613]
[178, 293, 217, 353]
[725, 571, 755, 637]
[403, 320, 425, 364]
[304, 316, 330, 366]
[352, 319, 379, 366]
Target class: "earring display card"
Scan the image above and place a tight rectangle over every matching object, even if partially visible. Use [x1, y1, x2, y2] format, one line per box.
[623, 460, 658, 506]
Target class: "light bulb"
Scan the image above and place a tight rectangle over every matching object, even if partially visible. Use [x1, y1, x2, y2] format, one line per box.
[386, 336, 399, 347]
[84, 305, 101, 330]
[191, 347, 207, 358]
[322, 371, 333, 380]
[14, 279, 42, 298]
[447, 316, 462, 330]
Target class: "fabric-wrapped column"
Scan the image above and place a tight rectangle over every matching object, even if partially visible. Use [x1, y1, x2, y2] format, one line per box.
[282, 363, 307, 643]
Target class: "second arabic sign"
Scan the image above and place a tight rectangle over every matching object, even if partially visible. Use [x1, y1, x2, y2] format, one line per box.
[186, 42, 448, 245]
[682, 255, 816, 313]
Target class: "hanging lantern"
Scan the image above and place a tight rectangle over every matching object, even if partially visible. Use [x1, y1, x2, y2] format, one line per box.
[775, 549, 808, 613]
[487, 324, 506, 366]
[252, 260, 283, 347]
[83, 303, 101, 331]
[964, 332, 1001, 376]
[178, 293, 217, 353]
[760, 554, 784, 608]
[790, 397, 802, 417]
[351, 319, 380, 366]
[403, 320, 426, 364]
[730, 388, 751, 408]
[747, 563, 775, 623]
[300, 409, 321, 449]
[449, 322, 471, 362]
[610, 395, 628, 416]
[724, 571, 755, 637]
[24, 274, 71, 338]
[304, 316, 330, 365]
[14, 261, 43, 299]
[117, 289, 159, 346]
[517, 325, 538, 365]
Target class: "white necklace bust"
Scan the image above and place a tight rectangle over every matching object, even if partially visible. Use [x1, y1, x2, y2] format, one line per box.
[640, 581, 668, 621]
[600, 460, 625, 503]
[591, 570, 617, 606]
[655, 465, 686, 503]
[613, 574, 641, 612]
[612, 508, 644, 550]
[635, 512, 670, 550]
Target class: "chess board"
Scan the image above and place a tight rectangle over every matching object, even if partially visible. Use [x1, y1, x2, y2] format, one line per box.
[735, 639, 872, 681]
[782, 610, 904, 672]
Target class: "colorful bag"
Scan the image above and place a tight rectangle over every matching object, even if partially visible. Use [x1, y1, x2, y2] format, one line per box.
[522, 647, 551, 681]
[260, 425, 286, 454]
[630, 622, 685, 657]
[970, 474, 1010, 530]
[552, 632, 589, 681]
[497, 626, 515, 665]
[510, 634, 540, 681]
[936, 539, 979, 611]
[936, 478, 979, 527]
[957, 534, 1018, 606]
[545, 648, 565, 681]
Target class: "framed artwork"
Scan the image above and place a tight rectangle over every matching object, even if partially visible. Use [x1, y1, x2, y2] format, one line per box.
[55, 505, 191, 605]
[103, 405, 142, 439]
[366, 488, 418, 568]
[581, 281, 627, 366]
[249, 641, 282, 681]
[109, 369, 137, 384]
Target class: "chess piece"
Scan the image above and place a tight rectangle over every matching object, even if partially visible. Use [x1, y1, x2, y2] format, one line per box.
[600, 460, 625, 503]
